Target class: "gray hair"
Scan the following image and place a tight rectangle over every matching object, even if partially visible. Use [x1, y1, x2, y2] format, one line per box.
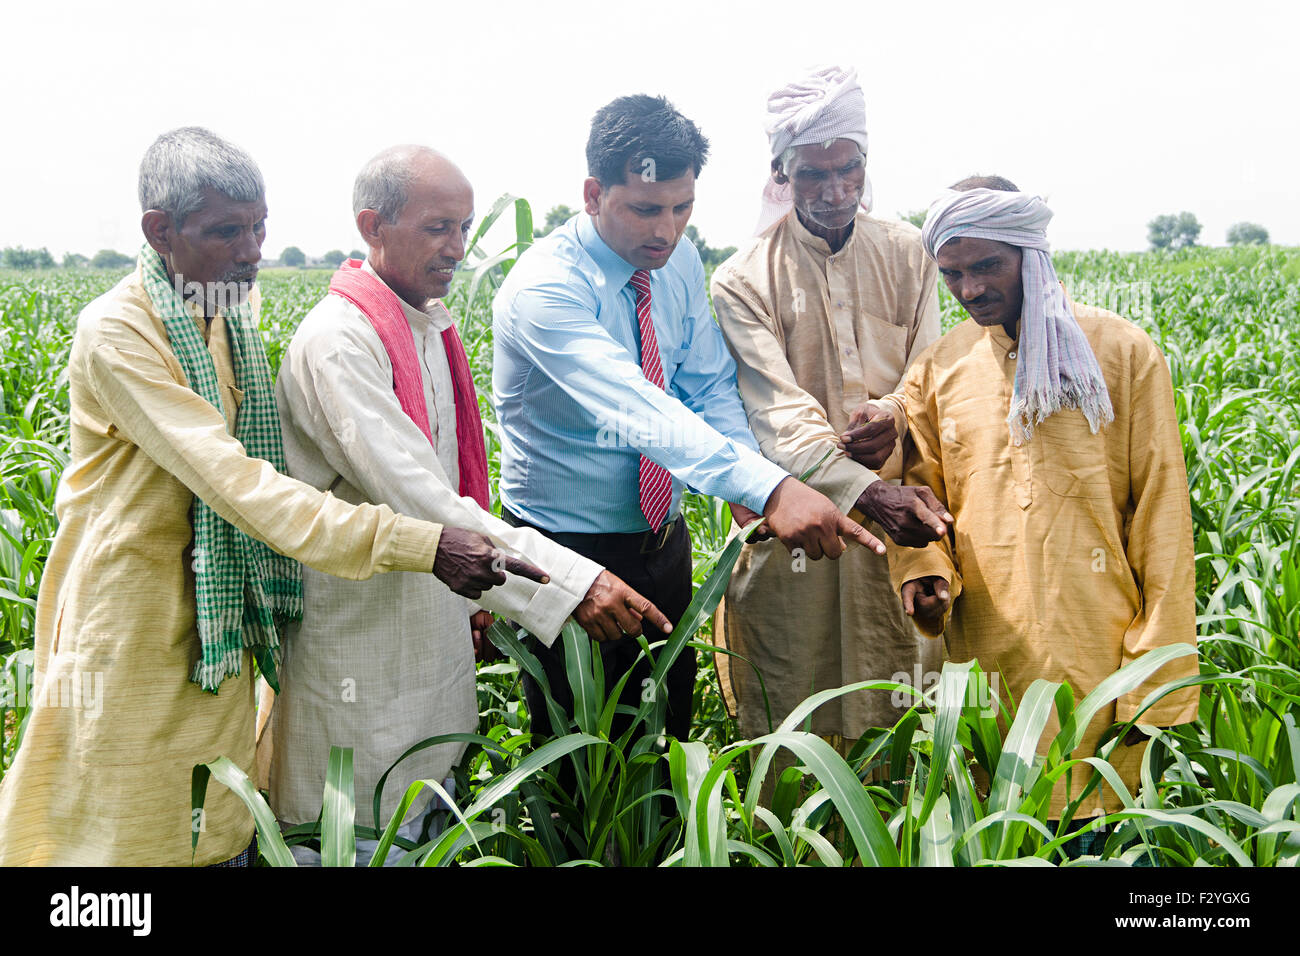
[353, 145, 429, 222]
[138, 127, 264, 226]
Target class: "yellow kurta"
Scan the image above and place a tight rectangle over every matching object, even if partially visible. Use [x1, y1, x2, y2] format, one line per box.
[710, 210, 942, 738]
[888, 303, 1200, 816]
[0, 264, 443, 866]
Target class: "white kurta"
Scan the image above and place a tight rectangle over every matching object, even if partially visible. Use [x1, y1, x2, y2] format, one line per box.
[270, 263, 602, 824]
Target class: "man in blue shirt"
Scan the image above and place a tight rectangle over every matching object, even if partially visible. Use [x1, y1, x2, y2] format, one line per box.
[493, 95, 884, 744]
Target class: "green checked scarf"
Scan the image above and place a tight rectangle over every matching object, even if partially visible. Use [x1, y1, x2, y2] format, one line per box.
[139, 246, 302, 693]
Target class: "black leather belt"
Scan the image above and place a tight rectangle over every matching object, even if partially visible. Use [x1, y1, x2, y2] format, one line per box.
[503, 510, 679, 556]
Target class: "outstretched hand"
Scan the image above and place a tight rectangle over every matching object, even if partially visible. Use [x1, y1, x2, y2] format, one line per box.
[762, 476, 886, 560]
[857, 483, 953, 548]
[432, 527, 549, 600]
[573, 570, 674, 643]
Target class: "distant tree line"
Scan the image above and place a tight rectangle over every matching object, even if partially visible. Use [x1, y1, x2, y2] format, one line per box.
[2, 211, 1276, 273]
[1, 246, 138, 269]
[1146, 213, 1270, 251]
[277, 246, 365, 268]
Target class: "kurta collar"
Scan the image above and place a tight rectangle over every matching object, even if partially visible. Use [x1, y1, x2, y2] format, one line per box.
[361, 258, 453, 334]
[578, 213, 636, 290]
[786, 207, 864, 259]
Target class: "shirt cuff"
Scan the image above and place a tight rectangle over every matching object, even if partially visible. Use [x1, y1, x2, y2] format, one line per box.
[732, 448, 790, 514]
[813, 454, 880, 519]
[518, 551, 603, 649]
[886, 543, 961, 639]
[380, 515, 442, 574]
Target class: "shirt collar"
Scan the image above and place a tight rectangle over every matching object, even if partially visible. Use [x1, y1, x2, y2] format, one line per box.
[362, 258, 453, 333]
[577, 213, 637, 290]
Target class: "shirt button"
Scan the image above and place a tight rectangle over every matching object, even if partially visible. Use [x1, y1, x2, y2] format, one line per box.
[1008, 351, 1017, 360]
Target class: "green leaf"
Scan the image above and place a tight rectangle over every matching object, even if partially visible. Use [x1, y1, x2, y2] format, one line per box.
[191, 756, 295, 867]
[321, 745, 356, 868]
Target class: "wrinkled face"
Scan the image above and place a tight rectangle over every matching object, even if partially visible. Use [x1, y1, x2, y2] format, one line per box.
[371, 166, 474, 308]
[167, 187, 266, 307]
[781, 139, 866, 234]
[936, 236, 1024, 330]
[584, 165, 695, 270]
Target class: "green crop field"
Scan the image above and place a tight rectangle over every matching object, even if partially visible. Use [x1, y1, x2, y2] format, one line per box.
[2, 204, 1298, 866]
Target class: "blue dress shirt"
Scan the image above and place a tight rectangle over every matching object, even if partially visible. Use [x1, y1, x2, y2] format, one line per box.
[492, 214, 788, 534]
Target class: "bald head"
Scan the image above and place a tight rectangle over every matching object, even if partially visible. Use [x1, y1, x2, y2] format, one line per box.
[353, 144, 470, 223]
[353, 144, 474, 307]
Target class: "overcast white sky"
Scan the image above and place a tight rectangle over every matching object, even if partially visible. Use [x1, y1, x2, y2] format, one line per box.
[3, 0, 1296, 259]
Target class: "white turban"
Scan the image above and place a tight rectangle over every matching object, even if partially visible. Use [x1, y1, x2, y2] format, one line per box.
[922, 188, 1114, 444]
[755, 65, 873, 236]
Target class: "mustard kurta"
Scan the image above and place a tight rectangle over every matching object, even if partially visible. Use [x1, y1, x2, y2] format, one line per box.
[888, 303, 1200, 816]
[0, 264, 443, 865]
[710, 210, 942, 738]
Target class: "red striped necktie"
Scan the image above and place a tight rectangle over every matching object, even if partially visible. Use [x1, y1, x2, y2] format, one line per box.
[630, 268, 672, 532]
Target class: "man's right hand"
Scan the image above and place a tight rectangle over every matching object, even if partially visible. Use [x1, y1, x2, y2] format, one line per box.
[573, 570, 674, 643]
[901, 575, 951, 629]
[431, 527, 550, 600]
[856, 482, 953, 548]
[761, 476, 886, 560]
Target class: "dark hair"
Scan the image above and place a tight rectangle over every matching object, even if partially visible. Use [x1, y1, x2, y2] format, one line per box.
[586, 94, 710, 187]
[951, 174, 1019, 192]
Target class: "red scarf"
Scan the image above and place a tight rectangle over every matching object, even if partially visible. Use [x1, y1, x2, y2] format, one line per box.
[327, 260, 490, 509]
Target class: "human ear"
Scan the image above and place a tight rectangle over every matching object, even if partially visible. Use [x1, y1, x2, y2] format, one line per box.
[582, 177, 602, 217]
[141, 210, 173, 256]
[355, 209, 384, 249]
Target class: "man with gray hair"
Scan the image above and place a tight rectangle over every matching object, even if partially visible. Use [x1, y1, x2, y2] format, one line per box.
[711, 67, 950, 778]
[0, 128, 538, 866]
[270, 144, 670, 864]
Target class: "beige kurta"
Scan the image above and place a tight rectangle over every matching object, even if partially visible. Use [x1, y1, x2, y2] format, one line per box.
[888, 304, 1200, 817]
[710, 210, 942, 739]
[270, 263, 602, 825]
[0, 264, 443, 866]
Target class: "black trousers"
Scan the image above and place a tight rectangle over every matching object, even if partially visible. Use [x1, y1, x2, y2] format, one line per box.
[502, 512, 697, 743]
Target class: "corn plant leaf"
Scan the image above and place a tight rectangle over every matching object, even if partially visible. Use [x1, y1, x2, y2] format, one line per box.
[321, 745, 355, 868]
[191, 756, 295, 867]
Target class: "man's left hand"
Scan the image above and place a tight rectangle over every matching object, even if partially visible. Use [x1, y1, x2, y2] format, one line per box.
[470, 610, 499, 663]
[840, 401, 898, 470]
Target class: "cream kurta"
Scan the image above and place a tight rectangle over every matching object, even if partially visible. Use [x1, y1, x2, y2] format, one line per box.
[710, 210, 942, 738]
[271, 263, 602, 825]
[0, 264, 444, 866]
[888, 304, 1200, 816]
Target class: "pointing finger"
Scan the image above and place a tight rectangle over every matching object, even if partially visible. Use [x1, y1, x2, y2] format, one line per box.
[838, 513, 886, 555]
[500, 553, 550, 585]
